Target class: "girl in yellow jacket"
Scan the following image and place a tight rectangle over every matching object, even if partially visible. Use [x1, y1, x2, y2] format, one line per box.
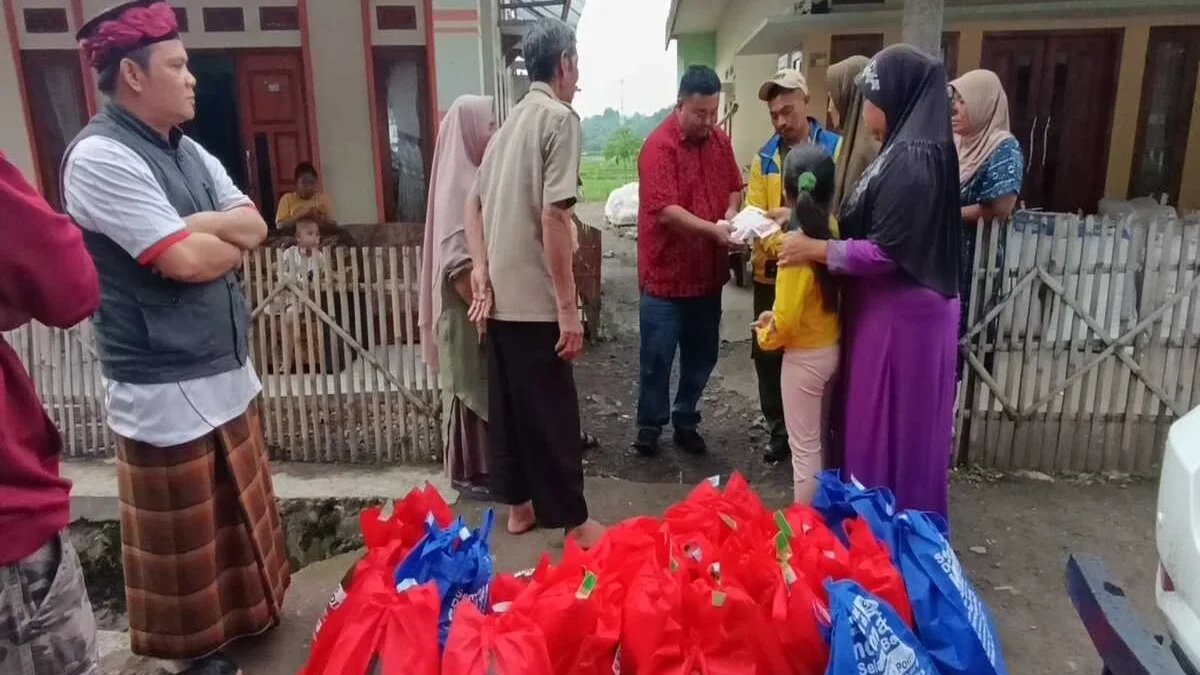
[753, 145, 840, 503]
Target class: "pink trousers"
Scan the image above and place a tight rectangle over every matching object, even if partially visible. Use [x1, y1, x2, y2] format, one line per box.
[781, 345, 840, 503]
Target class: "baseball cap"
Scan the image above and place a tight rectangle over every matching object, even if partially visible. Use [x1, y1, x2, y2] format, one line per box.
[758, 69, 809, 101]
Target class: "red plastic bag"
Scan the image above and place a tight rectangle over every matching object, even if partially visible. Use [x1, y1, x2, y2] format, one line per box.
[442, 603, 554, 675]
[778, 505, 851, 602]
[490, 573, 528, 609]
[758, 562, 830, 675]
[621, 561, 759, 675]
[525, 570, 621, 675]
[299, 572, 440, 675]
[357, 486, 455, 583]
[584, 516, 661, 586]
[845, 516, 913, 626]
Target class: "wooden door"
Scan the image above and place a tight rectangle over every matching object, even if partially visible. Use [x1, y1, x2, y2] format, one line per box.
[1033, 31, 1120, 213]
[830, 33, 883, 65]
[981, 34, 1047, 207]
[1130, 27, 1200, 205]
[19, 50, 89, 211]
[236, 51, 312, 224]
[982, 31, 1120, 213]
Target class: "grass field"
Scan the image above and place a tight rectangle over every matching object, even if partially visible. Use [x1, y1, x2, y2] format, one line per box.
[580, 155, 636, 203]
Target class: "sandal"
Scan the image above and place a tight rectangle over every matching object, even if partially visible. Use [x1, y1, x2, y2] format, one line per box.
[452, 480, 492, 502]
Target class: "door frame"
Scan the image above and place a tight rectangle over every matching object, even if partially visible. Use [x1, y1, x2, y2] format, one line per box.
[17, 49, 89, 211]
[370, 45, 434, 224]
[188, 47, 316, 213]
[1129, 25, 1200, 205]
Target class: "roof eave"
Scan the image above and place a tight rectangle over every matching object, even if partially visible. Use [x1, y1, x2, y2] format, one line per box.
[664, 0, 681, 48]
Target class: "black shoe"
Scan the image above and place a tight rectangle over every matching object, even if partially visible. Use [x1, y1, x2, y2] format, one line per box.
[673, 428, 707, 455]
[763, 441, 789, 464]
[452, 479, 492, 502]
[175, 653, 243, 675]
[632, 428, 660, 456]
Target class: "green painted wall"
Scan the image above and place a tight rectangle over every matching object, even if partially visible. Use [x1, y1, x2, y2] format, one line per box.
[676, 32, 717, 78]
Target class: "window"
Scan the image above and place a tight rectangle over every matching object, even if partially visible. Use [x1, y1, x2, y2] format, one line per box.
[203, 7, 245, 32]
[373, 47, 432, 222]
[1130, 27, 1200, 205]
[19, 50, 88, 211]
[259, 6, 299, 31]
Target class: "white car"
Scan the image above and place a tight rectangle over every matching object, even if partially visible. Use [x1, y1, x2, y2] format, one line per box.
[1067, 406, 1198, 674]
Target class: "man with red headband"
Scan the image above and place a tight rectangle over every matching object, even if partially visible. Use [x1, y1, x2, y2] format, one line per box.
[62, 2, 287, 673]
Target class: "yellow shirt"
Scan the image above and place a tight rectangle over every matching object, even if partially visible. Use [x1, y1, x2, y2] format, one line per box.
[754, 216, 841, 352]
[275, 192, 334, 225]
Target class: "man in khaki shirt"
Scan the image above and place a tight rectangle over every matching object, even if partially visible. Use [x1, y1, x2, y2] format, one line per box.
[464, 17, 604, 548]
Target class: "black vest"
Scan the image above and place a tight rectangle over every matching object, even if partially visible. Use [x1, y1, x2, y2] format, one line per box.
[63, 104, 248, 384]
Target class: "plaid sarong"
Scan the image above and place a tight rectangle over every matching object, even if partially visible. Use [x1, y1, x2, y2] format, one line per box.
[116, 402, 291, 660]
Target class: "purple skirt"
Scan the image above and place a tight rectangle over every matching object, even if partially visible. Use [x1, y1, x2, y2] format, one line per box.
[835, 272, 959, 518]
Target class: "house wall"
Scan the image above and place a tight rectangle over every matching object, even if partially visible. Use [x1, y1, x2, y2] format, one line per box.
[0, 0, 502, 221]
[431, 0, 484, 116]
[677, 30, 715, 74]
[723, 53, 778, 170]
[309, 0, 377, 223]
[0, 0, 35, 181]
[716, 10, 1200, 210]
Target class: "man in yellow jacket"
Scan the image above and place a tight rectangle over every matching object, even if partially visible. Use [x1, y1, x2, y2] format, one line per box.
[745, 68, 841, 464]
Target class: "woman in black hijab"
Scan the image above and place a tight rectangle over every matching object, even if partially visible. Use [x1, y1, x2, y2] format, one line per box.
[779, 44, 961, 518]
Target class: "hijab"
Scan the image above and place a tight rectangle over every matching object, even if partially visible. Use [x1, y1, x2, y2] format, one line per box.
[828, 56, 880, 213]
[418, 94, 494, 372]
[951, 69, 1014, 185]
[840, 44, 961, 297]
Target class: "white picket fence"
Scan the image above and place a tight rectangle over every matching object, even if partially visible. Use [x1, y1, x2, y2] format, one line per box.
[956, 211, 1200, 474]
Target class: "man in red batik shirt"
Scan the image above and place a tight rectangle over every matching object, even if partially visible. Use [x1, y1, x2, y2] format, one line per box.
[634, 65, 744, 457]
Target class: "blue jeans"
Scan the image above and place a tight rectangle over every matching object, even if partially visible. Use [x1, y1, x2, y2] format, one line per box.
[637, 291, 722, 434]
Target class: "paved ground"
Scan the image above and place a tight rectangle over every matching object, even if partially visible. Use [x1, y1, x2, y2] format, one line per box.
[101, 203, 1164, 674]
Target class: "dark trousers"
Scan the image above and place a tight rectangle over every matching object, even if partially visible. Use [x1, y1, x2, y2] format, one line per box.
[487, 320, 588, 529]
[636, 291, 722, 434]
[752, 282, 788, 449]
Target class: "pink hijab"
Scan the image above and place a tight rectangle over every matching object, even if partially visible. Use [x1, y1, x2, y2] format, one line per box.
[419, 94, 494, 372]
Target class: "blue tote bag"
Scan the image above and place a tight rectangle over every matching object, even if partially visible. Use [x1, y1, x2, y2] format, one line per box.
[825, 579, 939, 675]
[894, 510, 1007, 675]
[394, 509, 495, 647]
[812, 471, 902, 550]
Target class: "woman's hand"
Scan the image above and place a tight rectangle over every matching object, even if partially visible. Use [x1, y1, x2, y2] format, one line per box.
[467, 263, 493, 330]
[778, 232, 828, 267]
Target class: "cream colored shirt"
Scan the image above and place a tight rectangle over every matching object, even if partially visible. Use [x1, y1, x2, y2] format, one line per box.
[475, 82, 582, 322]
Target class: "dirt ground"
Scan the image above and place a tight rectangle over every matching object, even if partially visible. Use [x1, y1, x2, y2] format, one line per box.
[566, 202, 1162, 675]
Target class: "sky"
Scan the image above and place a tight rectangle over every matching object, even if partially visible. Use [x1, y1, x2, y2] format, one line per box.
[572, 0, 678, 119]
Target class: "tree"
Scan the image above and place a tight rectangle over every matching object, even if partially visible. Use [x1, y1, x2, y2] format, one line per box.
[902, 0, 943, 57]
[604, 127, 642, 166]
[582, 106, 672, 154]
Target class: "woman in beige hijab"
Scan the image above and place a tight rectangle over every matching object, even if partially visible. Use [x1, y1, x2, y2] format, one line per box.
[826, 55, 880, 212]
[419, 95, 497, 499]
[950, 68, 1024, 378]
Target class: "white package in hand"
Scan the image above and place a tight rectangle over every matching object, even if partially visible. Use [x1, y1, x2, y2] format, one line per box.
[730, 206, 779, 243]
